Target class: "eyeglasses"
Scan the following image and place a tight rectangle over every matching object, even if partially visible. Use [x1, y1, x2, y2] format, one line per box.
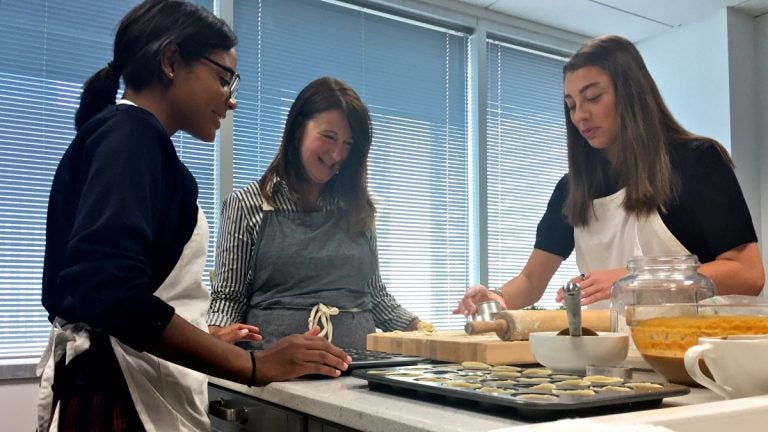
[202, 56, 241, 100]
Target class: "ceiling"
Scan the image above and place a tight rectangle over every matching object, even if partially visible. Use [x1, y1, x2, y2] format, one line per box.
[453, 0, 768, 41]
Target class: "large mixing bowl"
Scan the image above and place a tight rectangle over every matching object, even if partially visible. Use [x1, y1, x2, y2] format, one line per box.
[629, 303, 768, 385]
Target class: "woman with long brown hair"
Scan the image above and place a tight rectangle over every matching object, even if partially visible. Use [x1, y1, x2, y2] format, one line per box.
[208, 77, 424, 350]
[455, 35, 763, 315]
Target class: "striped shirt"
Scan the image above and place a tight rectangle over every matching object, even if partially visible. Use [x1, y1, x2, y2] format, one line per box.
[207, 179, 418, 332]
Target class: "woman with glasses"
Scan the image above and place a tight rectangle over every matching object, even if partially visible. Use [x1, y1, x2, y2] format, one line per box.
[39, 1, 349, 430]
[454, 35, 763, 316]
[207, 77, 428, 351]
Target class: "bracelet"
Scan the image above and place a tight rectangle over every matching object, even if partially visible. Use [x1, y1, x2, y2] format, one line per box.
[247, 351, 257, 387]
[489, 289, 503, 297]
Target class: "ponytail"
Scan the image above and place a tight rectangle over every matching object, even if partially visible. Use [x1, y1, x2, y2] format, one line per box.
[73, 0, 236, 131]
[74, 63, 121, 131]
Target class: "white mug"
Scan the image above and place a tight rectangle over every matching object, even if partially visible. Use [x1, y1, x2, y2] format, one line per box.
[684, 334, 768, 399]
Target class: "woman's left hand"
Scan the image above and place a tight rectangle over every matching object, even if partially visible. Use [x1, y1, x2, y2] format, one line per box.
[209, 324, 262, 344]
[555, 267, 627, 306]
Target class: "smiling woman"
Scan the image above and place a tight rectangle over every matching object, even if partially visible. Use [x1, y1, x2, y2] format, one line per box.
[298, 110, 353, 198]
[38, 1, 350, 431]
[207, 76, 428, 351]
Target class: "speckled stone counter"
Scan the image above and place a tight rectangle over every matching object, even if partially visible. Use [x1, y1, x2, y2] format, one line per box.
[208, 371, 768, 432]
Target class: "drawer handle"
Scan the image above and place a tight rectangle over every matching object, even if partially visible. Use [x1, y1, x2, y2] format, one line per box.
[209, 399, 249, 424]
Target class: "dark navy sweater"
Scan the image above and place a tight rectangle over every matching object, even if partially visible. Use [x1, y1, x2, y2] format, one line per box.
[42, 104, 199, 351]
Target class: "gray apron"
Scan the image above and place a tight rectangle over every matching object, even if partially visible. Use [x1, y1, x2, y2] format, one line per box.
[246, 205, 375, 350]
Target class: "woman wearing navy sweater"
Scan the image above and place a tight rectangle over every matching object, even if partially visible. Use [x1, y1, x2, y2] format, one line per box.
[39, 1, 349, 430]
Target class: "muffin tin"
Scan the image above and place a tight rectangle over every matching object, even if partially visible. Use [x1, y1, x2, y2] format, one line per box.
[351, 363, 689, 418]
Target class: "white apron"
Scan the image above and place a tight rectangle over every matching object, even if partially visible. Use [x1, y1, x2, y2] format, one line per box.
[38, 206, 211, 432]
[573, 188, 690, 309]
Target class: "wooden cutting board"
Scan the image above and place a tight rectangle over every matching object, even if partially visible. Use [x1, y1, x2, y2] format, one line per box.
[367, 330, 536, 365]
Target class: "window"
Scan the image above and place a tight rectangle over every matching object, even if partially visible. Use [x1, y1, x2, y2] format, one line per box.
[0, 0, 215, 362]
[232, 0, 470, 329]
[0, 0, 578, 366]
[486, 41, 578, 308]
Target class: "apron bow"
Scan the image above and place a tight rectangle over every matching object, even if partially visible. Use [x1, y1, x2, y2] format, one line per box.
[308, 303, 340, 343]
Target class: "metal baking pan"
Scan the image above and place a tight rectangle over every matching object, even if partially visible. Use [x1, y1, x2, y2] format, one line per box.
[351, 364, 689, 419]
[343, 348, 430, 373]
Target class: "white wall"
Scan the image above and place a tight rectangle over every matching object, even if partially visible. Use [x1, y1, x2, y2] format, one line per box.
[637, 10, 731, 149]
[758, 12, 768, 297]
[0, 378, 38, 432]
[726, 9, 760, 260]
[638, 8, 765, 292]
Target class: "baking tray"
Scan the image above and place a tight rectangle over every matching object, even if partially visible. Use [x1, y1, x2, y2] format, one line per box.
[351, 364, 689, 419]
[343, 348, 430, 373]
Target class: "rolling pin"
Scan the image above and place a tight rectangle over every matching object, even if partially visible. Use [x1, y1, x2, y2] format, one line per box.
[464, 309, 611, 341]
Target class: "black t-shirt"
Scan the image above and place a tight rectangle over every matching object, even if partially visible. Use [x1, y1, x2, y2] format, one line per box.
[42, 105, 199, 351]
[534, 140, 757, 264]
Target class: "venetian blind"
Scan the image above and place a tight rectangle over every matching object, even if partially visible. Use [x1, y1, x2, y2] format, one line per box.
[232, 0, 470, 329]
[0, 0, 215, 361]
[486, 41, 579, 309]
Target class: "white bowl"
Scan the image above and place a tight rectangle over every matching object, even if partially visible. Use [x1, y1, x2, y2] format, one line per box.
[528, 331, 629, 373]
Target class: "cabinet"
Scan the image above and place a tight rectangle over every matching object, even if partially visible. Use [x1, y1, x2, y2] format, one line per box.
[208, 383, 360, 432]
[307, 418, 358, 432]
[208, 383, 306, 432]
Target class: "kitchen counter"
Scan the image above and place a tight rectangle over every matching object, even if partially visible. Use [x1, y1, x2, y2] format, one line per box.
[208, 371, 768, 432]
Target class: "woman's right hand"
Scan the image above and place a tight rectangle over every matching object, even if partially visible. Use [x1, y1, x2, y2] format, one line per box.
[452, 284, 507, 316]
[253, 326, 352, 385]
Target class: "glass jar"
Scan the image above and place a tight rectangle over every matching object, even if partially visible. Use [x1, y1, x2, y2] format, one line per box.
[611, 255, 716, 366]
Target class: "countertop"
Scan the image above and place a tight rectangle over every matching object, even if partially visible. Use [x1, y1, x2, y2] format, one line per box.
[208, 371, 768, 432]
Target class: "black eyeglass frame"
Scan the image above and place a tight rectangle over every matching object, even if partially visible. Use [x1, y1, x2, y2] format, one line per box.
[202, 56, 241, 100]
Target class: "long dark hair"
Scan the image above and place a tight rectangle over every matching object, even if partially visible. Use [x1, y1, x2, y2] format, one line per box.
[74, 0, 237, 131]
[259, 77, 375, 234]
[562, 35, 731, 226]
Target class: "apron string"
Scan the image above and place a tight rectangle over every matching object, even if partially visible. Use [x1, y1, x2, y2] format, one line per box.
[308, 303, 340, 343]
